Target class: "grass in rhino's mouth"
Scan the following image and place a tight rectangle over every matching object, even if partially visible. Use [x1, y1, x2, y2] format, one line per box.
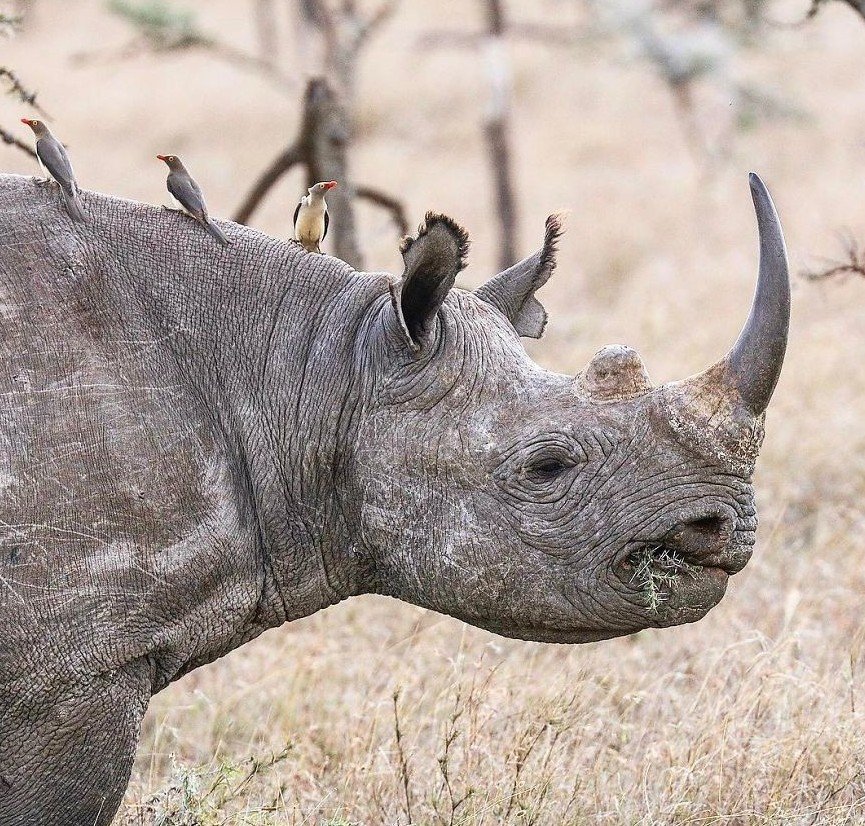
[627, 543, 700, 611]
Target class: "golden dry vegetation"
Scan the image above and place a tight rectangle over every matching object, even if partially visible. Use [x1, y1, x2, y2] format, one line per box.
[2, 0, 864, 823]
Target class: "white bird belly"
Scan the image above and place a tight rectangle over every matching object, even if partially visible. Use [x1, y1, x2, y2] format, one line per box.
[295, 206, 326, 244]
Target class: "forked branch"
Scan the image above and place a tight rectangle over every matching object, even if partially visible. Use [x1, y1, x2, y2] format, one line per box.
[232, 78, 406, 269]
[802, 234, 865, 281]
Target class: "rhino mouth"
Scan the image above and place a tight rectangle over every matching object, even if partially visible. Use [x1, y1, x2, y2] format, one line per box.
[618, 513, 748, 613]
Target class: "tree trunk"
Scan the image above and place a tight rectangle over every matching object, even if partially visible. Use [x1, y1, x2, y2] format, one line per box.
[482, 0, 518, 270]
[301, 80, 363, 267]
[233, 78, 363, 269]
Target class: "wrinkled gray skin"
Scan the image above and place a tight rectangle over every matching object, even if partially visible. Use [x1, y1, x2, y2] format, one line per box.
[0, 172, 789, 825]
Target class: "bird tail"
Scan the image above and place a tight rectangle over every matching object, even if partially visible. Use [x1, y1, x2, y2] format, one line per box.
[62, 186, 87, 223]
[204, 218, 230, 247]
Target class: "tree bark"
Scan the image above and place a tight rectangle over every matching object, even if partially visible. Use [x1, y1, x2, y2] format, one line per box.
[302, 80, 362, 267]
[355, 185, 409, 235]
[482, 0, 518, 270]
[254, 0, 278, 69]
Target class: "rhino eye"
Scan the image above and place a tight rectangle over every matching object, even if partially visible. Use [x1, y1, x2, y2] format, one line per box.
[525, 456, 573, 480]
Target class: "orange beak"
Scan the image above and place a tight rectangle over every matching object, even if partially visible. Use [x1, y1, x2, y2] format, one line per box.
[156, 155, 167, 162]
[323, 180, 338, 190]
[20, 118, 33, 127]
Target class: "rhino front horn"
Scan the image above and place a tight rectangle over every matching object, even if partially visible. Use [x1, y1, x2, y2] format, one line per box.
[726, 172, 791, 416]
[662, 174, 789, 470]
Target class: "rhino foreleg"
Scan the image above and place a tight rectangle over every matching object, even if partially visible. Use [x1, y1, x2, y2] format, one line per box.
[0, 665, 150, 826]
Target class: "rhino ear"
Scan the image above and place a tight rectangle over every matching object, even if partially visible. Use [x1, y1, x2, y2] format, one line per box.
[389, 212, 470, 352]
[474, 214, 564, 338]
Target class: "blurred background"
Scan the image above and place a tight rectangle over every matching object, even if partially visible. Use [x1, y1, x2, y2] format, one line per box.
[2, 0, 864, 823]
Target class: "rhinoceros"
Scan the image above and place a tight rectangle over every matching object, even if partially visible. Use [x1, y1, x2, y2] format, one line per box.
[0, 172, 789, 825]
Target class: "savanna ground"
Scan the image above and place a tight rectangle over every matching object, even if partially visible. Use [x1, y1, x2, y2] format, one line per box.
[2, 0, 865, 823]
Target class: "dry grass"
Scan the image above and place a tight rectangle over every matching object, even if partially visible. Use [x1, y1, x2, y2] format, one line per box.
[3, 0, 865, 823]
[626, 544, 698, 611]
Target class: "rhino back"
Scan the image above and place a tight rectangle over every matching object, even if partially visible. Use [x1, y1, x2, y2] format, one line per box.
[0, 174, 361, 695]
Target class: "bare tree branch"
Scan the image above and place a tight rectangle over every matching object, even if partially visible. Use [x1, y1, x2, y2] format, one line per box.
[355, 185, 409, 235]
[233, 79, 407, 268]
[233, 142, 303, 226]
[200, 40, 295, 90]
[357, 0, 398, 46]
[482, 0, 518, 269]
[253, 0, 278, 69]
[0, 125, 37, 159]
[100, 0, 295, 93]
[802, 235, 865, 282]
[296, 0, 398, 114]
[0, 66, 50, 117]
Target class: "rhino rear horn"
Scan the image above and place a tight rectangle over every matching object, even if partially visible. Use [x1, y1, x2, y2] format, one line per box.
[390, 212, 469, 352]
[475, 214, 564, 338]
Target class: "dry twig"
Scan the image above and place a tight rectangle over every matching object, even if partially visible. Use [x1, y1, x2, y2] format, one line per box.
[392, 689, 414, 825]
[0, 66, 49, 116]
[802, 234, 865, 282]
[0, 125, 36, 159]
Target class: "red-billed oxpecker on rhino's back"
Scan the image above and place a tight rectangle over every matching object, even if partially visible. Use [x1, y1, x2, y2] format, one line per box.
[293, 180, 337, 253]
[156, 153, 231, 247]
[0, 172, 788, 826]
[20, 117, 87, 223]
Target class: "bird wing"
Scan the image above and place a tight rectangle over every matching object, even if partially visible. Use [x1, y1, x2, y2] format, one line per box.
[168, 173, 207, 221]
[36, 137, 77, 194]
[322, 208, 329, 241]
[293, 198, 302, 229]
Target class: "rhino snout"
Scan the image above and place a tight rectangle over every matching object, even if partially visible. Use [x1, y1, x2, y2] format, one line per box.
[661, 513, 742, 574]
[614, 507, 754, 616]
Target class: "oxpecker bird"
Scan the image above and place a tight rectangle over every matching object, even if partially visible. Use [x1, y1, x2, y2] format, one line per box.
[156, 154, 230, 247]
[21, 118, 86, 222]
[293, 180, 337, 253]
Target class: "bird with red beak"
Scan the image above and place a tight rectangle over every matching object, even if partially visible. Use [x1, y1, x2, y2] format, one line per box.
[293, 180, 337, 253]
[21, 117, 86, 222]
[156, 153, 230, 247]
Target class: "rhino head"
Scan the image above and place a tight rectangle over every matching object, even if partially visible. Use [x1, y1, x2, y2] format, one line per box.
[348, 174, 789, 642]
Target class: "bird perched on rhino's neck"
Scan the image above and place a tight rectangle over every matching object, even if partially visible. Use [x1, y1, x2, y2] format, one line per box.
[21, 117, 86, 223]
[293, 180, 337, 253]
[156, 154, 230, 247]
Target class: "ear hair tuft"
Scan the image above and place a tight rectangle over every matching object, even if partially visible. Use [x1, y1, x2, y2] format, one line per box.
[472, 213, 566, 340]
[539, 213, 564, 279]
[390, 211, 469, 351]
[410, 212, 470, 272]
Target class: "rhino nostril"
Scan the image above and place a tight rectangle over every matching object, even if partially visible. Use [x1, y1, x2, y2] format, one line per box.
[687, 516, 728, 538]
[671, 515, 732, 561]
